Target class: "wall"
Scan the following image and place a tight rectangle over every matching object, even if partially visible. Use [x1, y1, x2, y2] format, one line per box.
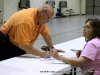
[30, 0, 56, 17]
[30, 0, 46, 8]
[68, 0, 80, 14]
[2, 0, 86, 22]
[0, 0, 4, 24]
[3, 0, 19, 22]
[81, 0, 86, 14]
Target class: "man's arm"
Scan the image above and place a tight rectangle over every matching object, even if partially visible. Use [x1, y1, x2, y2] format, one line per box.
[42, 35, 65, 52]
[19, 44, 50, 58]
[42, 35, 54, 48]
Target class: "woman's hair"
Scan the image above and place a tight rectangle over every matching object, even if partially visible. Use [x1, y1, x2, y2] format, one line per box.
[85, 18, 100, 41]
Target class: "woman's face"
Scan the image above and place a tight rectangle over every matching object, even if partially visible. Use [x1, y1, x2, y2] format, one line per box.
[83, 21, 93, 40]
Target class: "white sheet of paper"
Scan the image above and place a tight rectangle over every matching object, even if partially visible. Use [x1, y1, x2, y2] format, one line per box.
[40, 57, 55, 61]
[40, 53, 64, 61]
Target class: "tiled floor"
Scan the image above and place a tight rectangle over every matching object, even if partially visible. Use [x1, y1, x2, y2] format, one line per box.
[34, 15, 100, 49]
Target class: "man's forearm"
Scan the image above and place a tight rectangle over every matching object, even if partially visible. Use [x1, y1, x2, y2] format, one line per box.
[43, 35, 53, 48]
[19, 44, 42, 57]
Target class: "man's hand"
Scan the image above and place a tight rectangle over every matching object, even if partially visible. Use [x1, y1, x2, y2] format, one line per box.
[40, 51, 51, 58]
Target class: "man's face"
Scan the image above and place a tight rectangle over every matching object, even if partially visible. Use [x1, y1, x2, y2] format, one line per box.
[40, 10, 53, 24]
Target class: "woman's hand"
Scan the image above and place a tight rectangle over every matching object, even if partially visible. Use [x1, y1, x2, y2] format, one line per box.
[56, 48, 65, 53]
[50, 49, 60, 60]
[76, 50, 82, 58]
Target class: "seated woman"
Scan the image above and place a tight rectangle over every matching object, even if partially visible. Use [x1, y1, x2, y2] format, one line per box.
[51, 18, 100, 75]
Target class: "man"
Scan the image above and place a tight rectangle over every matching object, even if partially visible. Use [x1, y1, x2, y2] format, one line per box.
[0, 4, 63, 61]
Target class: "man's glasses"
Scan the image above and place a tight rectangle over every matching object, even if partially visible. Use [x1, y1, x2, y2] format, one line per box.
[45, 10, 51, 21]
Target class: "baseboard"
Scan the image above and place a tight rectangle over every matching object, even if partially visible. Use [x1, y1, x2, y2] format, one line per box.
[69, 14, 79, 16]
[74, 14, 79, 16]
[70, 14, 86, 16]
[81, 14, 85, 15]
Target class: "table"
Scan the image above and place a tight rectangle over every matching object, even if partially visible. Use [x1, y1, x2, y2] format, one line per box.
[0, 37, 86, 75]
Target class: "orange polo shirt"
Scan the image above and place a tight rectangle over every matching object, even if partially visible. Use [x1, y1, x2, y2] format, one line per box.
[1, 8, 50, 47]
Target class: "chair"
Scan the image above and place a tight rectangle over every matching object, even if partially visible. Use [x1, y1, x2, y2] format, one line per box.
[70, 9, 75, 15]
[63, 9, 70, 16]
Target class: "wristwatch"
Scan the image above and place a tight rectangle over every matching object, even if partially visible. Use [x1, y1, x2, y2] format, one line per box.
[50, 46, 54, 50]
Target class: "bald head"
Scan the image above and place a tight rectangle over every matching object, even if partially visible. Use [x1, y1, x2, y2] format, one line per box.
[37, 4, 54, 24]
[43, 4, 54, 17]
[39, 4, 54, 18]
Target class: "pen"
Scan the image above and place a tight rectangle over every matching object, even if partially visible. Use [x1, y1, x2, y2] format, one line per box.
[70, 49, 79, 53]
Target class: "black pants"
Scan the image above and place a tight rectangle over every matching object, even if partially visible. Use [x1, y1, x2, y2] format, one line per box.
[0, 31, 26, 61]
[56, 13, 62, 18]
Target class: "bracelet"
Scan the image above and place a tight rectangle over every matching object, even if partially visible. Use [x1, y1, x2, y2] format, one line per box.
[60, 56, 64, 62]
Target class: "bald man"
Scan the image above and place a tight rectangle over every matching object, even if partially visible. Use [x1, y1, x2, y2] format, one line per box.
[0, 4, 63, 61]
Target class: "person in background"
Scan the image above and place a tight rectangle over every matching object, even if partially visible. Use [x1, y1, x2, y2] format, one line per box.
[0, 4, 64, 61]
[51, 18, 100, 75]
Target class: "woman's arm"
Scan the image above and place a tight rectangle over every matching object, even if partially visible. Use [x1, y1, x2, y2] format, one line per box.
[51, 49, 90, 67]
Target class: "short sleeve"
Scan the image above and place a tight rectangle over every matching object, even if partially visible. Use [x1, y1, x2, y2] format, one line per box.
[14, 23, 32, 45]
[40, 24, 50, 36]
[81, 43, 98, 61]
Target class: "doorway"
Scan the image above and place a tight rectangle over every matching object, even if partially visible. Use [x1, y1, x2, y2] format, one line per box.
[86, 0, 100, 15]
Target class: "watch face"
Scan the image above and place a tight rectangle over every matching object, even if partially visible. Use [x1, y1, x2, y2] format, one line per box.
[41, 46, 50, 51]
[51, 47, 54, 49]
